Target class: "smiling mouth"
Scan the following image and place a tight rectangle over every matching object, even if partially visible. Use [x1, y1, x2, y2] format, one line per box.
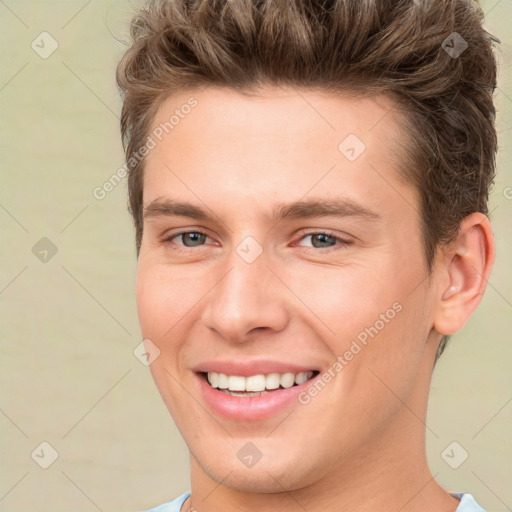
[201, 370, 320, 397]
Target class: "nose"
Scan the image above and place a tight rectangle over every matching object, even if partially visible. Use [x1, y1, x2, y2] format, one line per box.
[200, 248, 289, 343]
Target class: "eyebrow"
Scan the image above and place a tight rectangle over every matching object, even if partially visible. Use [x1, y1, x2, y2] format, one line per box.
[143, 197, 382, 223]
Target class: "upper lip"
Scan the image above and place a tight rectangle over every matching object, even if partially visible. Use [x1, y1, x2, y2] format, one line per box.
[192, 360, 319, 377]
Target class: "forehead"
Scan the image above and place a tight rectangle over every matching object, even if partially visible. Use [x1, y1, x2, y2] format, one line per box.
[143, 86, 416, 220]
[148, 86, 404, 158]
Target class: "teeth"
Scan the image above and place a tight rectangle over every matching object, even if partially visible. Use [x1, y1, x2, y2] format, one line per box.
[206, 371, 314, 392]
[265, 373, 280, 390]
[217, 373, 228, 389]
[246, 374, 266, 392]
[209, 371, 219, 388]
[294, 372, 308, 385]
[280, 372, 295, 388]
[228, 375, 245, 391]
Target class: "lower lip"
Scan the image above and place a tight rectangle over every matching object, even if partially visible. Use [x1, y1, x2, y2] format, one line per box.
[195, 373, 317, 421]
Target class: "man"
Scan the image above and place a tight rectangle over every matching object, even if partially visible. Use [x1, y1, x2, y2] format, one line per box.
[116, 0, 498, 510]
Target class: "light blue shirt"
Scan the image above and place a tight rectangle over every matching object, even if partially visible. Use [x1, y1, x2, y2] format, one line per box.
[143, 491, 486, 511]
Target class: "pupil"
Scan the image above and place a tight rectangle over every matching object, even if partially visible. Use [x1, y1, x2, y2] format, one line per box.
[183, 232, 206, 247]
[312, 234, 335, 248]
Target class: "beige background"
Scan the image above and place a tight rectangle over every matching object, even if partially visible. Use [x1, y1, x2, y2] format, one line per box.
[0, 1, 510, 511]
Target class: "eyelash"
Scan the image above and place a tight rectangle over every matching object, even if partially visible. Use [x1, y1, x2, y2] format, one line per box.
[162, 230, 352, 254]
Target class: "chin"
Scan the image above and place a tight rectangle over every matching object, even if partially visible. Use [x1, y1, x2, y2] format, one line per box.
[204, 466, 303, 494]
[193, 444, 323, 494]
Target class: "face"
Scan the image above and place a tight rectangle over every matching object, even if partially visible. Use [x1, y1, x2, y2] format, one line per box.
[136, 87, 440, 493]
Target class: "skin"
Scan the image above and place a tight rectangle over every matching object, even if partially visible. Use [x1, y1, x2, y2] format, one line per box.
[136, 86, 494, 512]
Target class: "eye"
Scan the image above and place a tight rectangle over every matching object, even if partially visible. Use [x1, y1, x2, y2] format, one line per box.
[162, 230, 351, 253]
[164, 231, 212, 249]
[296, 231, 352, 250]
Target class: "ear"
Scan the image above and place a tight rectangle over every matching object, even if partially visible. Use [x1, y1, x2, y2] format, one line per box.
[433, 213, 495, 336]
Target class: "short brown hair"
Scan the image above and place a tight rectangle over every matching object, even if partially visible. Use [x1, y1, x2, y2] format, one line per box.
[116, 0, 499, 359]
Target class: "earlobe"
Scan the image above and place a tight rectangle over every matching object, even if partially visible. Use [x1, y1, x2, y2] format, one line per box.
[433, 213, 495, 336]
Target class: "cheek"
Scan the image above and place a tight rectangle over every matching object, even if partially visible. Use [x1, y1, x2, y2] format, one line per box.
[135, 260, 212, 379]
[135, 262, 193, 418]
[337, 282, 432, 419]
[136, 264, 167, 338]
[136, 260, 194, 338]
[285, 261, 404, 343]
[294, 256, 429, 381]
